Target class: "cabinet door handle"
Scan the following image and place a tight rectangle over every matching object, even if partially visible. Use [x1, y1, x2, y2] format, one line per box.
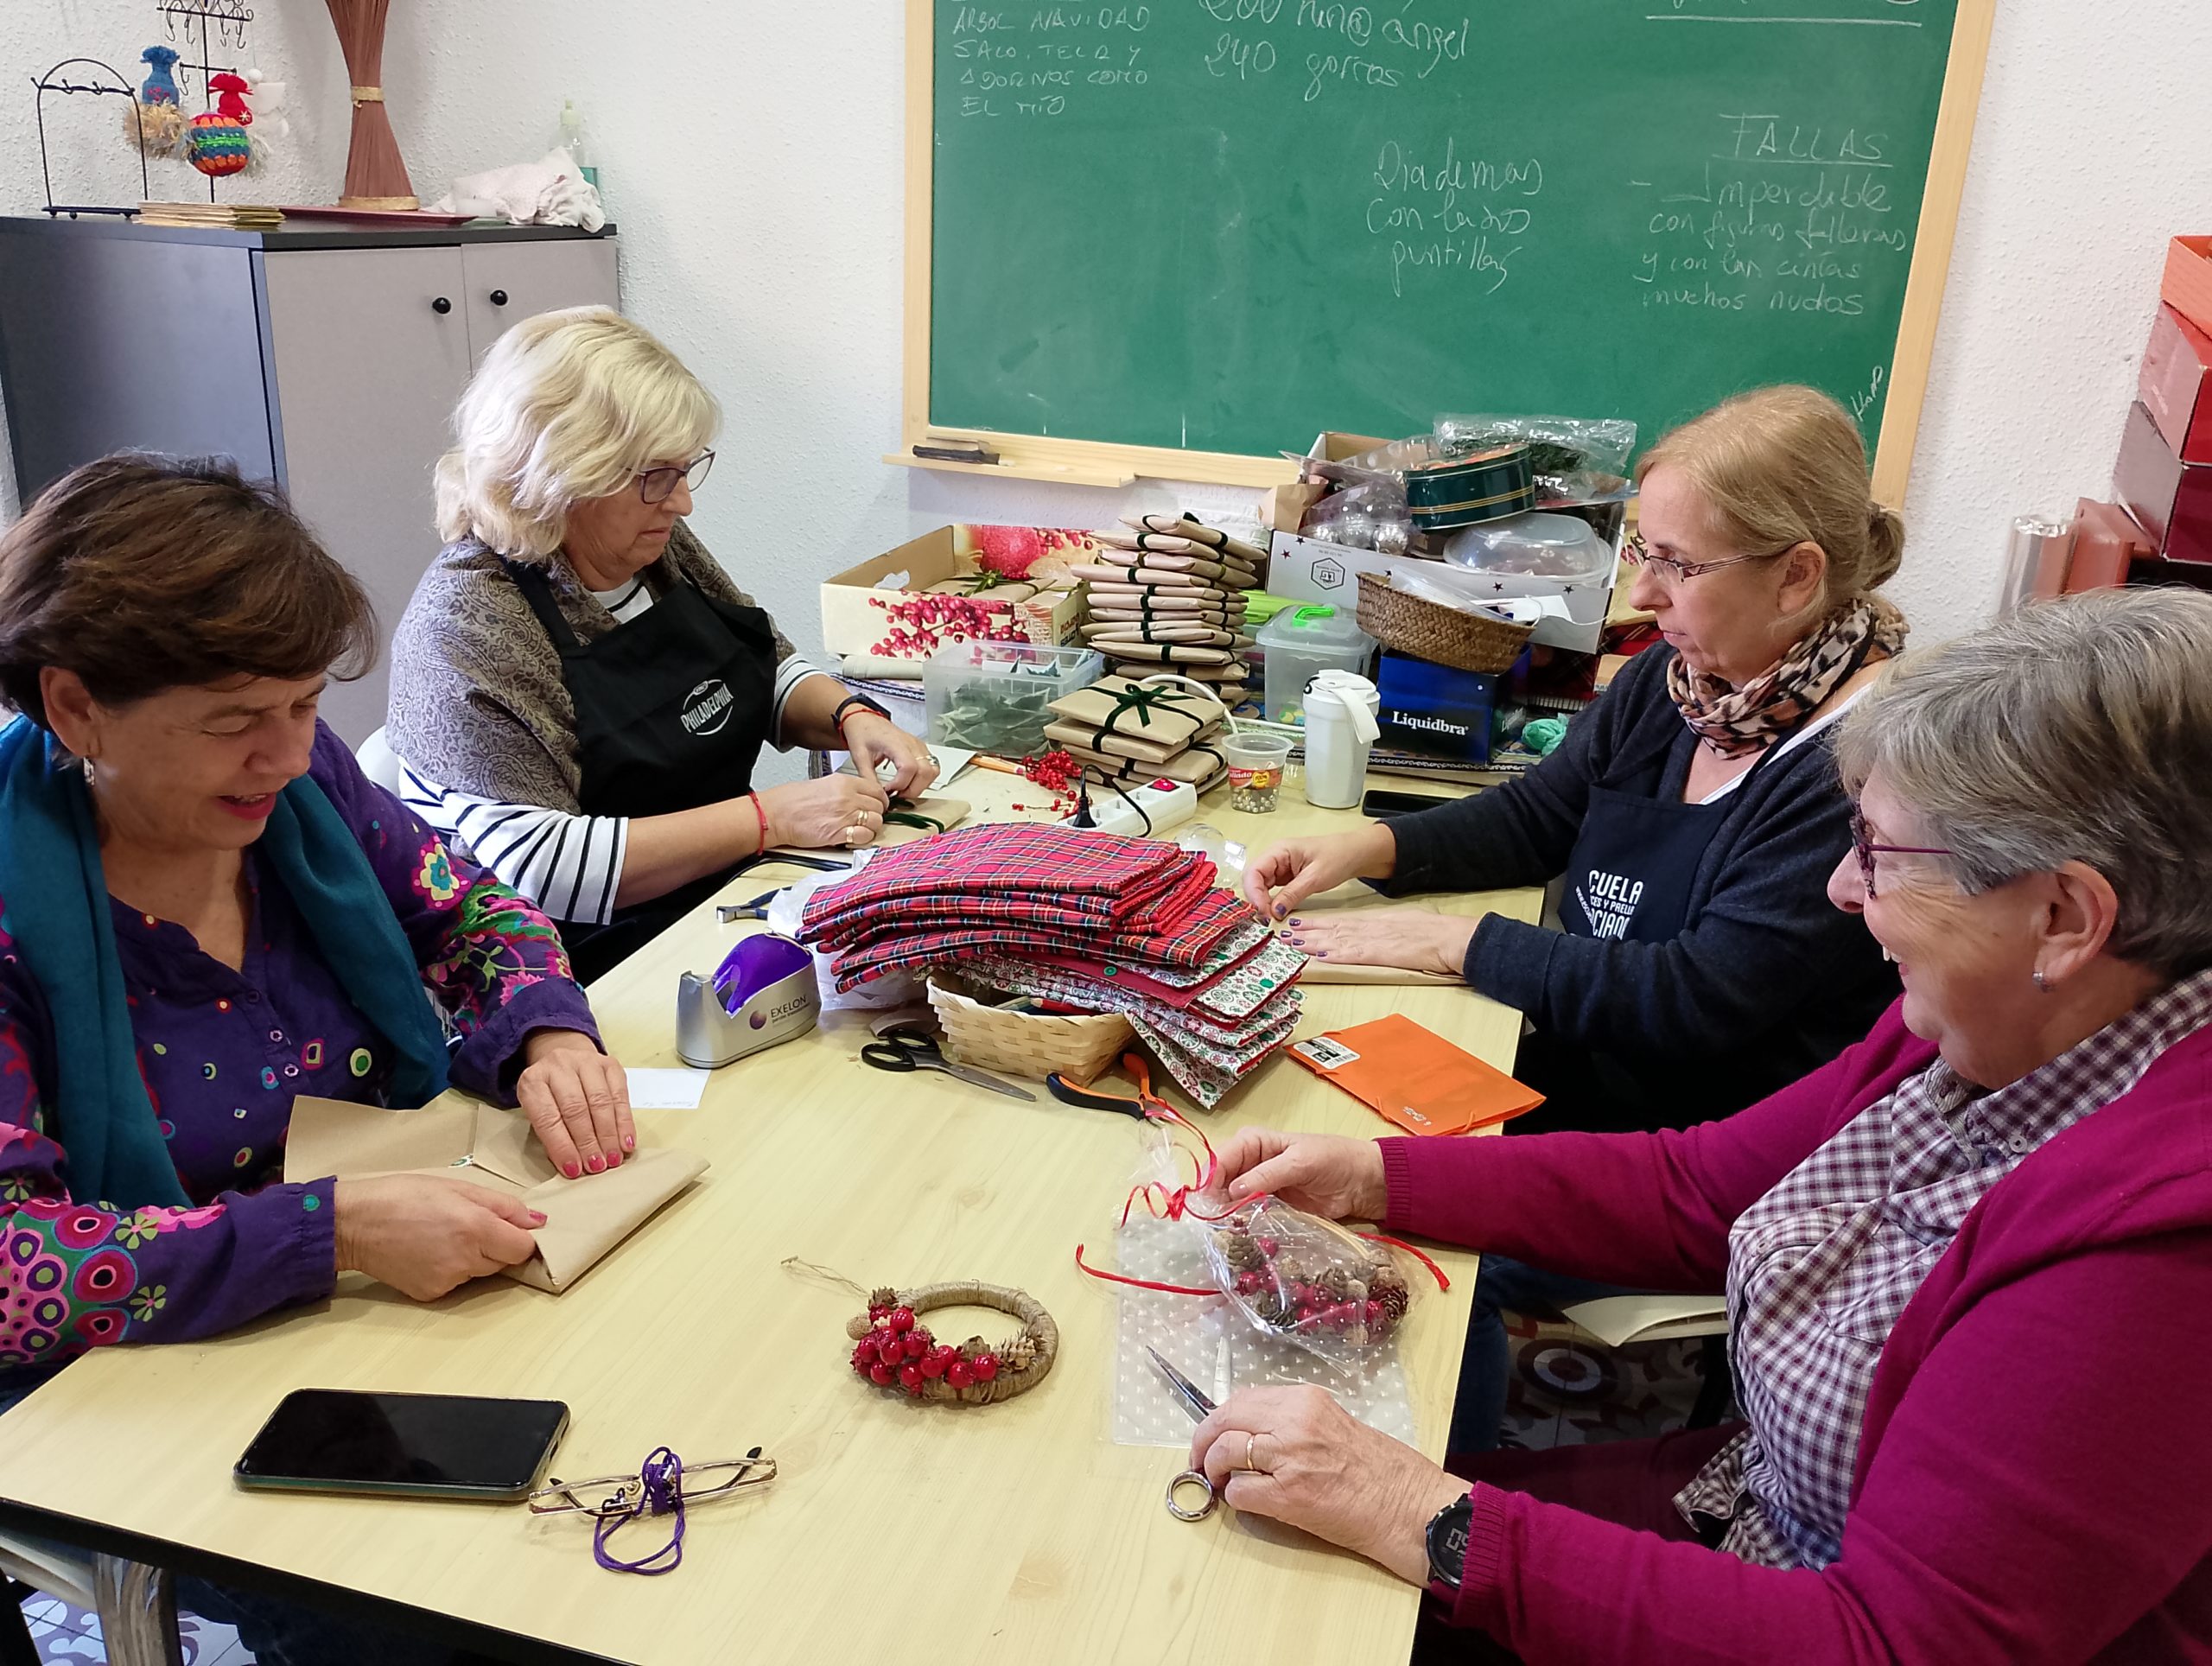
[431, 296, 453, 315]
[488, 289, 509, 307]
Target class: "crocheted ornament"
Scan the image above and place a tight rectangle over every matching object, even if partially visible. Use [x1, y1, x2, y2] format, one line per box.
[138, 46, 181, 105]
[187, 113, 251, 178]
[843, 1280, 1058, 1407]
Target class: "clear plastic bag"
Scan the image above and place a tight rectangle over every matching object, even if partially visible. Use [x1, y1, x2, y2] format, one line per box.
[1198, 1193, 1420, 1370]
[1431, 414, 1639, 508]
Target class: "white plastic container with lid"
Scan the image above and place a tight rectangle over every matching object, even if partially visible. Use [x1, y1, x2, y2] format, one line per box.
[1441, 512, 1615, 625]
[1255, 604, 1377, 728]
[1301, 670, 1381, 809]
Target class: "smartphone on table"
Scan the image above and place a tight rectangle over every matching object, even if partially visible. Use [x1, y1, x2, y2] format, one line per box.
[1359, 787, 1461, 820]
[234, 1389, 569, 1503]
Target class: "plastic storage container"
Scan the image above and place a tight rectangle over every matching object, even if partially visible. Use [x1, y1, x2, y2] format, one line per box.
[925, 641, 1104, 756]
[1441, 512, 1617, 628]
[1255, 605, 1377, 728]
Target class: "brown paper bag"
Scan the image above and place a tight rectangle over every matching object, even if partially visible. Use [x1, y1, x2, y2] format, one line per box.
[284, 1094, 709, 1294]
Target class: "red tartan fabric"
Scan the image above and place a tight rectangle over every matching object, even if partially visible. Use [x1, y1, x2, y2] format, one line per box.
[797, 824, 1252, 991]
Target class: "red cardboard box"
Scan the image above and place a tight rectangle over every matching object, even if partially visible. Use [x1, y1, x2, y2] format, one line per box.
[2140, 305, 2212, 464]
[2065, 499, 2156, 592]
[2113, 402, 2212, 565]
[2161, 236, 2212, 341]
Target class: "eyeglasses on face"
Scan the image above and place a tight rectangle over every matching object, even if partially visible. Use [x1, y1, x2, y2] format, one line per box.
[1624, 530, 1795, 582]
[1849, 803, 1952, 900]
[637, 449, 715, 506]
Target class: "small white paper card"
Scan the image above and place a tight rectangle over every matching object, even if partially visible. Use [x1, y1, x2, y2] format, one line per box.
[626, 1068, 711, 1110]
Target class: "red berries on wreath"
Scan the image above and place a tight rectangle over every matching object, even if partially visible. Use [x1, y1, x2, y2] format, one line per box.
[840, 1280, 1054, 1408]
[851, 1294, 1003, 1399]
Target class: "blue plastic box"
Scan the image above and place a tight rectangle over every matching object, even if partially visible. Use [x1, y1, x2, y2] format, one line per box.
[1376, 650, 1503, 762]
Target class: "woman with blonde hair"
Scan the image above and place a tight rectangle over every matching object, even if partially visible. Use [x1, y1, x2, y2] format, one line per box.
[1249, 385, 1904, 1134]
[1248, 386, 1908, 1449]
[387, 306, 935, 980]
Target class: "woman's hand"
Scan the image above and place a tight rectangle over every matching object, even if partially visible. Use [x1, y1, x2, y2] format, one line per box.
[842, 713, 940, 799]
[759, 773, 893, 850]
[1207, 1127, 1387, 1221]
[1285, 907, 1478, 977]
[517, 1029, 632, 1178]
[333, 1174, 546, 1301]
[1242, 824, 1398, 919]
[1189, 1386, 1471, 1587]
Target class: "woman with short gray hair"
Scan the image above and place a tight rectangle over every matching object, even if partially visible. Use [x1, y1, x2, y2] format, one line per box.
[1160, 588, 2212, 1660]
[387, 306, 936, 980]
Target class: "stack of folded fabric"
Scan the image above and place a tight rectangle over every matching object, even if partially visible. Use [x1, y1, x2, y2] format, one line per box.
[1042, 674, 1230, 792]
[1070, 515, 1268, 703]
[798, 824, 1306, 1105]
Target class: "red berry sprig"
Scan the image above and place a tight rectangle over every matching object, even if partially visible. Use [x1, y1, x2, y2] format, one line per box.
[1007, 748, 1084, 819]
[849, 1298, 1004, 1398]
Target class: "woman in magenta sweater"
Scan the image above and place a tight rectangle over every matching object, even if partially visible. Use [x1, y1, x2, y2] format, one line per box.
[1188, 588, 2212, 1663]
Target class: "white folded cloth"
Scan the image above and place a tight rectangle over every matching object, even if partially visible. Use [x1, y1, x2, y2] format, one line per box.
[427, 149, 605, 230]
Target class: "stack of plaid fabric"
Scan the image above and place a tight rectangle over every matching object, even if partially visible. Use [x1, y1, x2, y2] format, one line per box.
[798, 824, 1306, 1105]
[1069, 514, 1267, 705]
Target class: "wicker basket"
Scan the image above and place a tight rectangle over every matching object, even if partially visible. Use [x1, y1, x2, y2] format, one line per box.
[926, 976, 1135, 1085]
[1356, 569, 1535, 675]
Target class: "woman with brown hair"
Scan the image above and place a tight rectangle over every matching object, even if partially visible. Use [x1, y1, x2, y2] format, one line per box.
[0, 455, 629, 1418]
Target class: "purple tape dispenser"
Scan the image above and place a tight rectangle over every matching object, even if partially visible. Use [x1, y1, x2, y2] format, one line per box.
[676, 933, 821, 1068]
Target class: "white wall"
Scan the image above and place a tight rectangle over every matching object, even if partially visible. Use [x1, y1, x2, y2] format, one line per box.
[6, 1, 2212, 656]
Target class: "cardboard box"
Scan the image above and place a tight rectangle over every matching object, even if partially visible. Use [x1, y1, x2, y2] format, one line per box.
[2065, 499, 2157, 592]
[1376, 650, 1500, 762]
[2140, 304, 2212, 464]
[1268, 530, 1611, 654]
[2161, 236, 2212, 342]
[2112, 403, 2212, 565]
[821, 525, 1089, 666]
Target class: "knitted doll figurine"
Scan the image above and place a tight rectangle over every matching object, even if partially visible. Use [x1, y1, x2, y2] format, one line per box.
[208, 72, 253, 124]
[138, 45, 181, 105]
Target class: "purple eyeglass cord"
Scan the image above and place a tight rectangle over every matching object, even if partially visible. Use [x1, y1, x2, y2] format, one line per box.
[592, 1446, 688, 1574]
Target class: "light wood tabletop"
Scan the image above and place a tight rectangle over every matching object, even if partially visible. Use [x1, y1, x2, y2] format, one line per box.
[0, 766, 1539, 1666]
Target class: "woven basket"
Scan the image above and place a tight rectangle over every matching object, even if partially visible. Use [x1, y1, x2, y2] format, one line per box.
[926, 976, 1134, 1085]
[1356, 570, 1535, 675]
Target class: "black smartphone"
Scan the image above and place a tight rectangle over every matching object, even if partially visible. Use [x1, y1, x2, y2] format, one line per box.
[234, 1389, 569, 1503]
[1360, 787, 1459, 819]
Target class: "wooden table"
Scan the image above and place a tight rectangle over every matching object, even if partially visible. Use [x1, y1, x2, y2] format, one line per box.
[0, 770, 1537, 1665]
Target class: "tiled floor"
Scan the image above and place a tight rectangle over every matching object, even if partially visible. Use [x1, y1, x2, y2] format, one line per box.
[16, 1593, 255, 1665]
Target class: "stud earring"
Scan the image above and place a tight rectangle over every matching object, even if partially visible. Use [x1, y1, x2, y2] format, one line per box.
[2032, 968, 2050, 993]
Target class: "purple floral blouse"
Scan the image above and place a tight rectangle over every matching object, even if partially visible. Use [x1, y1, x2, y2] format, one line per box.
[0, 724, 599, 1373]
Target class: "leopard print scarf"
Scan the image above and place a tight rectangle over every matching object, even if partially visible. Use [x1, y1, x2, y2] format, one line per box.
[1667, 595, 1908, 759]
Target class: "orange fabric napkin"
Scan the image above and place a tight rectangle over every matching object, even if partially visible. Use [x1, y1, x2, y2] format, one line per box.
[1288, 1014, 1543, 1135]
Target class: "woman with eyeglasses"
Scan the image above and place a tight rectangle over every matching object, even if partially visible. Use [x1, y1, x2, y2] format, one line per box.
[1246, 385, 1904, 1140]
[386, 307, 935, 981]
[1179, 591, 2212, 1664]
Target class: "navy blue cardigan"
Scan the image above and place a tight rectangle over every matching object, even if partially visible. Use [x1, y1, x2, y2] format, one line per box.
[1385, 644, 1898, 1129]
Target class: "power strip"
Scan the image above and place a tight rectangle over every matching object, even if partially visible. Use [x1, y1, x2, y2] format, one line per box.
[1058, 777, 1199, 840]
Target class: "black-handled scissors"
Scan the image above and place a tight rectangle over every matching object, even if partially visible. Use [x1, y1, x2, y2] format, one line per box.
[859, 1026, 1037, 1102]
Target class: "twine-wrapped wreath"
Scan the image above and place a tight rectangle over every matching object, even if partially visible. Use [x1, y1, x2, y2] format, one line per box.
[843, 1280, 1058, 1408]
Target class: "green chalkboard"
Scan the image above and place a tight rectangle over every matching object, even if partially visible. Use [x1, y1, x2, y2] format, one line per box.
[918, 0, 1987, 488]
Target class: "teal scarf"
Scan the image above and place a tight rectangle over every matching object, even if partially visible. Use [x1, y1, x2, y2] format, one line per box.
[0, 718, 449, 1209]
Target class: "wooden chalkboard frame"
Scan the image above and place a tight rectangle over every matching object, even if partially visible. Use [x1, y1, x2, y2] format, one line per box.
[894, 0, 1994, 502]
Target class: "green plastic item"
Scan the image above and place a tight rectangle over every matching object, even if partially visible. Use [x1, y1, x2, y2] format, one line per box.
[1242, 591, 1302, 626]
[1521, 717, 1568, 757]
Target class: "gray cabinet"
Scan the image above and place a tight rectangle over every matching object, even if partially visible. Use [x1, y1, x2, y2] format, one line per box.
[0, 219, 620, 742]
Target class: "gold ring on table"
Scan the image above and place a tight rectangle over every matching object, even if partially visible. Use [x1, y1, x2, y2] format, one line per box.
[1166, 1468, 1217, 1521]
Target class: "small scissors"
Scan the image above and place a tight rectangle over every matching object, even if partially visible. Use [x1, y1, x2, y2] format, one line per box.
[1147, 1345, 1221, 1522]
[858, 1026, 1037, 1102]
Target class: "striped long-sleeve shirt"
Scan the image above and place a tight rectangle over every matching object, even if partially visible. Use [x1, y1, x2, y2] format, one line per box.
[397, 646, 824, 925]
[385, 522, 833, 924]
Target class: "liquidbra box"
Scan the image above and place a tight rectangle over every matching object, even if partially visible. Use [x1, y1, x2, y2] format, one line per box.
[1376, 650, 1503, 763]
[821, 525, 1090, 667]
[2113, 402, 2212, 566]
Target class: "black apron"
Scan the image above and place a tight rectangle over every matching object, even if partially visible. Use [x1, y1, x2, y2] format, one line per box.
[510, 561, 779, 981]
[1514, 734, 1793, 1135]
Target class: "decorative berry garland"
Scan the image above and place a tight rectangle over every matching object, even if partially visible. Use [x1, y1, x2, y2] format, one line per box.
[843, 1280, 1058, 1407]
